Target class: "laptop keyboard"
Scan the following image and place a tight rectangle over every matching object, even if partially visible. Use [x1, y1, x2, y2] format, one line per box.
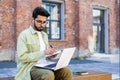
[44, 63, 57, 68]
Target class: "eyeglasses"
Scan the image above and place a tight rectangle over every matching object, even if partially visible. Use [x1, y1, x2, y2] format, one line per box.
[35, 20, 46, 24]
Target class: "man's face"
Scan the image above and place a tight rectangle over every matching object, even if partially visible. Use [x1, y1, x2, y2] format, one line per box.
[34, 15, 47, 31]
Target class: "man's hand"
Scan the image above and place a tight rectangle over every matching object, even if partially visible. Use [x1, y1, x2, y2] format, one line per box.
[44, 48, 55, 55]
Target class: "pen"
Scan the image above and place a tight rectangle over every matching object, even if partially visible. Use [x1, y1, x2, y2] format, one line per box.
[50, 45, 53, 48]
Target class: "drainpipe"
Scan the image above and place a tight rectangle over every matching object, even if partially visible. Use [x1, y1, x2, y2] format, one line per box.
[74, 0, 80, 58]
[117, 0, 120, 53]
[117, 0, 120, 54]
[13, 0, 17, 61]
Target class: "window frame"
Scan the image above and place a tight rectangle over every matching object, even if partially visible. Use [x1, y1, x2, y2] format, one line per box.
[92, 8, 109, 53]
[42, 0, 65, 40]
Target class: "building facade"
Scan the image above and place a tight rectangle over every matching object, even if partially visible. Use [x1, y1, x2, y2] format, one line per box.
[0, 0, 119, 61]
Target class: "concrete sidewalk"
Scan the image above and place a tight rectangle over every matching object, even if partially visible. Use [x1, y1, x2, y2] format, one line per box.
[0, 53, 119, 80]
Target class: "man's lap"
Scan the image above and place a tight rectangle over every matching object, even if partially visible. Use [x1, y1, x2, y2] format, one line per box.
[30, 66, 72, 80]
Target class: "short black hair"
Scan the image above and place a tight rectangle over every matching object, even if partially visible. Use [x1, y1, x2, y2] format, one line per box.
[32, 7, 50, 19]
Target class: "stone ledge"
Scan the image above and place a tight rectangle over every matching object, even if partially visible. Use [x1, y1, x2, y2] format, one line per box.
[0, 77, 14, 80]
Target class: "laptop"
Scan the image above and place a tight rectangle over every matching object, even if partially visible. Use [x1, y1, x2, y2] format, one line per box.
[35, 47, 76, 71]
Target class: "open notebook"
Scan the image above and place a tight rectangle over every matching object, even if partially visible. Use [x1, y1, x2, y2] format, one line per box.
[35, 47, 76, 71]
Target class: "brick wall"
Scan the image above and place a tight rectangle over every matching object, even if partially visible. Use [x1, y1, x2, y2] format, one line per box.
[78, 0, 119, 55]
[16, 0, 42, 37]
[0, 0, 119, 61]
[0, 0, 16, 61]
[108, 0, 119, 54]
[115, 0, 120, 52]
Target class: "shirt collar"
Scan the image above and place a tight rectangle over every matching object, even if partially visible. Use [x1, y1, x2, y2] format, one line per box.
[29, 26, 44, 36]
[29, 26, 37, 34]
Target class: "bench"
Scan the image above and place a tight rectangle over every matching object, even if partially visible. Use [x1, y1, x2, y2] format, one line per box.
[0, 70, 112, 80]
[73, 70, 112, 80]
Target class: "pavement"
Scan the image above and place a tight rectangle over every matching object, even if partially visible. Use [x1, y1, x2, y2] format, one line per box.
[0, 53, 119, 80]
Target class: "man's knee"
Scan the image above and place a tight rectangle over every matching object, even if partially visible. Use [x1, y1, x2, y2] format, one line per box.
[61, 67, 72, 75]
[55, 67, 73, 80]
[62, 67, 73, 80]
[30, 67, 55, 80]
[43, 71, 55, 80]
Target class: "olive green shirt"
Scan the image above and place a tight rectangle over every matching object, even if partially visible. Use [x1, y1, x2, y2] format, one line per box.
[15, 26, 49, 80]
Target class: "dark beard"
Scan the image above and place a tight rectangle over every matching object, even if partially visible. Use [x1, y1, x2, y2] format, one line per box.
[34, 21, 43, 31]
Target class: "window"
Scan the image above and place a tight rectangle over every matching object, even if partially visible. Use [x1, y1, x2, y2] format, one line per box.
[93, 9, 105, 53]
[42, 1, 64, 40]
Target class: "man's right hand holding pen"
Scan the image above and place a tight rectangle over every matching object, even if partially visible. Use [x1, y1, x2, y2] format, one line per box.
[44, 45, 55, 55]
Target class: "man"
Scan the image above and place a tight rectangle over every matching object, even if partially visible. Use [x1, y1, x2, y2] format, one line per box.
[15, 7, 73, 80]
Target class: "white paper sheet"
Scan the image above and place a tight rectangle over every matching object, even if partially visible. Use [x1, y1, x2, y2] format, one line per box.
[35, 56, 55, 67]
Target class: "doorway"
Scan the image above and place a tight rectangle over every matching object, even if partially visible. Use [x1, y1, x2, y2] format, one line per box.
[93, 9, 107, 53]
